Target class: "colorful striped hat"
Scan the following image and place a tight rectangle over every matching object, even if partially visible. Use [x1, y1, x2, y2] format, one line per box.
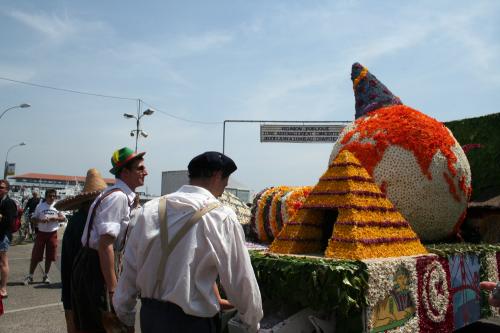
[352, 62, 402, 119]
[109, 147, 146, 175]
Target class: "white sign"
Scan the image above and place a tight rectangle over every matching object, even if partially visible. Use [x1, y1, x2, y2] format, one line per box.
[260, 124, 346, 143]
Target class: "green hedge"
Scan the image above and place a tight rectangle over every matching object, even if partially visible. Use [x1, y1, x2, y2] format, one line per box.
[250, 251, 368, 315]
[445, 113, 500, 201]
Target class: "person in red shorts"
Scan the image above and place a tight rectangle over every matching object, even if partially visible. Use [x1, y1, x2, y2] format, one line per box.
[23, 188, 65, 284]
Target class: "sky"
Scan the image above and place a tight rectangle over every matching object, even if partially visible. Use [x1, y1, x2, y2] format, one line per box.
[1, 0, 499, 196]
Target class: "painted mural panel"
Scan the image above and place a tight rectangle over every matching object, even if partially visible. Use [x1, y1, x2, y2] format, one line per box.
[370, 266, 416, 332]
[449, 254, 480, 329]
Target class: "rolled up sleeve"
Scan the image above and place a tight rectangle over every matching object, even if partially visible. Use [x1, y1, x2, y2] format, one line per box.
[208, 211, 263, 332]
[95, 193, 128, 239]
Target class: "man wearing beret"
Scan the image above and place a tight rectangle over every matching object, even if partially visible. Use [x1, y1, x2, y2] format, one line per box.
[72, 147, 147, 332]
[114, 151, 263, 333]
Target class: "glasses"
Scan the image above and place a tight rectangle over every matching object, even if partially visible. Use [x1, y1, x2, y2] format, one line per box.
[134, 165, 147, 173]
[0, 186, 7, 189]
[47, 195, 57, 198]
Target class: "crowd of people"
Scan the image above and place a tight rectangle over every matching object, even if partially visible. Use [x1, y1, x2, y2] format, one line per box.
[0, 146, 499, 333]
[1, 147, 263, 333]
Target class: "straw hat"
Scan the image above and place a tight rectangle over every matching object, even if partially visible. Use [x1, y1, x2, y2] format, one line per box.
[55, 168, 108, 211]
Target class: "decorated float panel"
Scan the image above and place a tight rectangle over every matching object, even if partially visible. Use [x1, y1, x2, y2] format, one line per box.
[242, 63, 499, 332]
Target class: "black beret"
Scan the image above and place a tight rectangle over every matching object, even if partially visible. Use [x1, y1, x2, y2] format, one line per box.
[188, 151, 237, 178]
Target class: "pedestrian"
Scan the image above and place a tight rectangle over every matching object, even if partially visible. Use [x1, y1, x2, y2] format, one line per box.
[113, 151, 263, 333]
[23, 188, 65, 285]
[0, 179, 18, 298]
[72, 147, 147, 332]
[24, 191, 41, 237]
[56, 168, 108, 333]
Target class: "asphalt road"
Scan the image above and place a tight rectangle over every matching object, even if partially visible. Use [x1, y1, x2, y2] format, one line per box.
[1, 229, 499, 333]
[0, 228, 140, 333]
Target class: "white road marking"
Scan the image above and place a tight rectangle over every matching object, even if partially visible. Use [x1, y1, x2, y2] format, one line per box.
[4, 302, 63, 314]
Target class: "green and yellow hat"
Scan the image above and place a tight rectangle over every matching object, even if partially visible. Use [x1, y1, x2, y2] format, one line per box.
[109, 147, 146, 175]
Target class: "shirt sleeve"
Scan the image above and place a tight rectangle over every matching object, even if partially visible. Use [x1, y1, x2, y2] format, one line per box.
[95, 192, 128, 239]
[113, 207, 144, 327]
[206, 209, 263, 332]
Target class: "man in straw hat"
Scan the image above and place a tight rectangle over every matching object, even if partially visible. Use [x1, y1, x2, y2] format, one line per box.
[57, 168, 108, 333]
[113, 151, 262, 333]
[72, 147, 147, 332]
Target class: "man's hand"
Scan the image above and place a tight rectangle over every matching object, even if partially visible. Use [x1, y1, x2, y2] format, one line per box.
[480, 281, 500, 307]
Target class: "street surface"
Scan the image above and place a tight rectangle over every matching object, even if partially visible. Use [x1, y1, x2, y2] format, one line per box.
[1, 228, 499, 333]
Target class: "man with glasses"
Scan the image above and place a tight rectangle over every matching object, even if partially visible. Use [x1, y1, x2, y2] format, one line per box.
[24, 188, 65, 285]
[0, 180, 18, 298]
[72, 147, 147, 332]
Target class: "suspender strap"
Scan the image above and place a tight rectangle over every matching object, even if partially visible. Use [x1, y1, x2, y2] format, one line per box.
[84, 188, 124, 248]
[152, 198, 220, 297]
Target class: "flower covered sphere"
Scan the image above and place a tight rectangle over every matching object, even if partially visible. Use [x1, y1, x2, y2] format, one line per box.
[329, 63, 471, 241]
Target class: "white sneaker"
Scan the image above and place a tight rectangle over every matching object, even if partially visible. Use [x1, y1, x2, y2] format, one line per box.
[42, 275, 51, 284]
[23, 275, 33, 285]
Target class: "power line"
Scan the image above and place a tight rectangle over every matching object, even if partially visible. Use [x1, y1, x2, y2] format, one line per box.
[141, 100, 222, 125]
[0, 75, 223, 125]
[0, 76, 137, 101]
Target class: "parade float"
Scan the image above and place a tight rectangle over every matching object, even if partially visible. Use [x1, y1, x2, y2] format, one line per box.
[239, 63, 500, 333]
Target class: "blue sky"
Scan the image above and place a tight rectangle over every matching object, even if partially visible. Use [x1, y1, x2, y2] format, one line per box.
[1, 1, 499, 196]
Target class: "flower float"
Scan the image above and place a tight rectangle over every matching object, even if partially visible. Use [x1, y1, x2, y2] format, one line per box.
[329, 63, 471, 241]
[250, 186, 312, 243]
[219, 190, 252, 225]
[270, 150, 428, 259]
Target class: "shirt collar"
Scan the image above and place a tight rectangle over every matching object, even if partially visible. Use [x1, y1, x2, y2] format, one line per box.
[113, 179, 136, 205]
[178, 185, 216, 199]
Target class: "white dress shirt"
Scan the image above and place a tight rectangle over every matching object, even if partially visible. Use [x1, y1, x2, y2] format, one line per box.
[81, 179, 135, 249]
[113, 185, 263, 331]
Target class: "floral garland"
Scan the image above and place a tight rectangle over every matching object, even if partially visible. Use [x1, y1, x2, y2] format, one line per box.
[249, 188, 269, 241]
[251, 186, 312, 243]
[255, 187, 281, 242]
[328, 105, 471, 242]
[268, 186, 293, 238]
[280, 186, 313, 225]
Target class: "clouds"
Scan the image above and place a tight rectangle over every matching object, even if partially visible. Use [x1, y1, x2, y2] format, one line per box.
[7, 9, 108, 44]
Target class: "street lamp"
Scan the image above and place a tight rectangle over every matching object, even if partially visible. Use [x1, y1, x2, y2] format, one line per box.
[124, 106, 155, 152]
[4, 142, 26, 179]
[0, 103, 31, 121]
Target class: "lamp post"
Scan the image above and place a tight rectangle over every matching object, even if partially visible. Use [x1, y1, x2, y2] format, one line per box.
[0, 103, 31, 120]
[124, 100, 154, 152]
[4, 142, 26, 179]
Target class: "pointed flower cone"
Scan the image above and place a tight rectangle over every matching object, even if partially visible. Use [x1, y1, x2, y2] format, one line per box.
[352, 62, 403, 119]
[270, 150, 427, 259]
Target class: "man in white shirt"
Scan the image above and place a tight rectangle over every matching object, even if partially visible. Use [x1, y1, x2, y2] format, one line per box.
[114, 151, 263, 333]
[72, 147, 148, 332]
[24, 188, 65, 285]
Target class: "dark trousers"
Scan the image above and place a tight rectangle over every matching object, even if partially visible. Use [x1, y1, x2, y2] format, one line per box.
[140, 298, 215, 333]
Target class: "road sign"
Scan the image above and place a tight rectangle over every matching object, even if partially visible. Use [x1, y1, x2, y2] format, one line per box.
[260, 124, 346, 143]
